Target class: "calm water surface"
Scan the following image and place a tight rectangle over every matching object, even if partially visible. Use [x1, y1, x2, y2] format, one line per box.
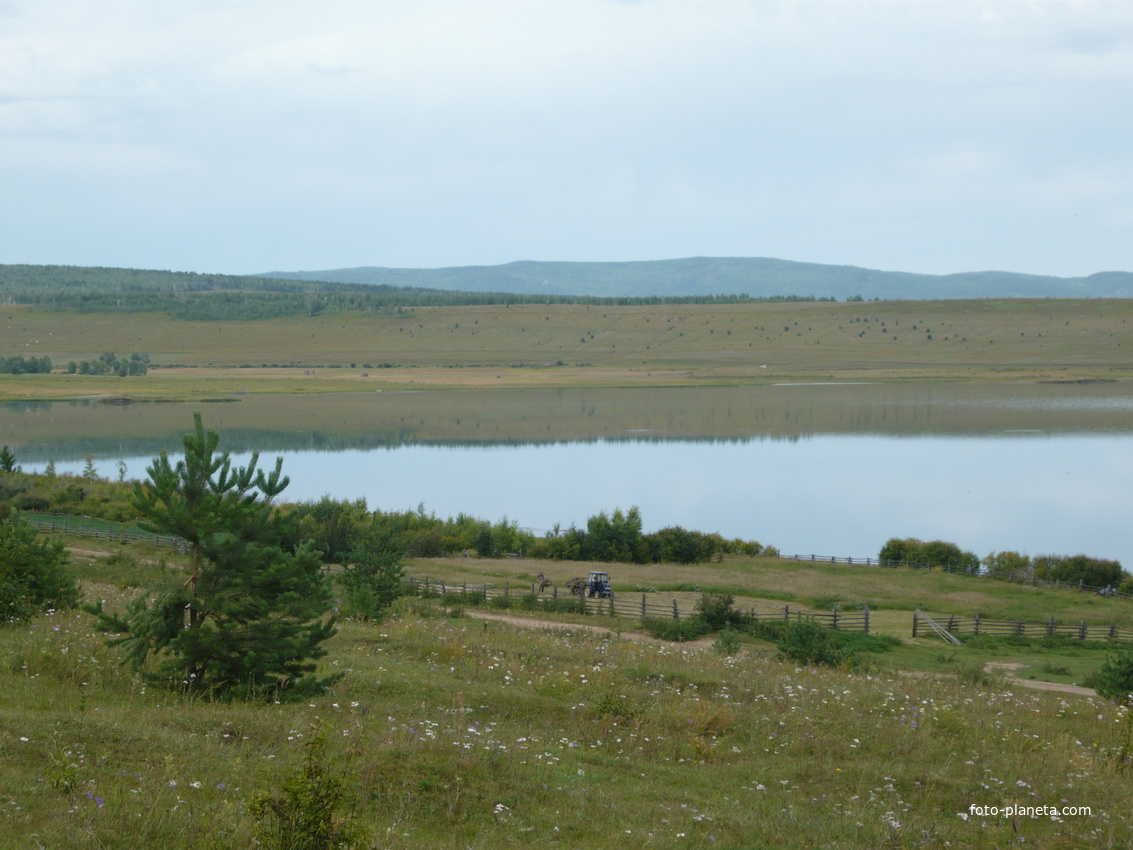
[8, 382, 1130, 568]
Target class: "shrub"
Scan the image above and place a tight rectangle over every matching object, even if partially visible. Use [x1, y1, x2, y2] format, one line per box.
[0, 513, 79, 623]
[695, 592, 738, 631]
[641, 617, 710, 642]
[714, 627, 740, 655]
[251, 725, 365, 849]
[1093, 645, 1133, 703]
[776, 621, 848, 667]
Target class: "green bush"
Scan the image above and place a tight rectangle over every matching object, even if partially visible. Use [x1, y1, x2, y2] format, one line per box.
[1093, 646, 1133, 703]
[0, 513, 79, 623]
[695, 592, 738, 631]
[776, 621, 849, 667]
[772, 620, 899, 668]
[251, 726, 365, 849]
[641, 617, 710, 642]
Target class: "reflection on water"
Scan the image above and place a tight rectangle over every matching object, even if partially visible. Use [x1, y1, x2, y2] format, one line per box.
[4, 381, 1133, 462]
[5, 383, 1133, 569]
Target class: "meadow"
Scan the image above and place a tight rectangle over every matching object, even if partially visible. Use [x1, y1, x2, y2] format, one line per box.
[1, 587, 1129, 849]
[3, 298, 1133, 400]
[2, 536, 1132, 848]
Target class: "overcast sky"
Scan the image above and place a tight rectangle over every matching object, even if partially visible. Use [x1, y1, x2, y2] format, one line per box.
[2, 1, 1131, 278]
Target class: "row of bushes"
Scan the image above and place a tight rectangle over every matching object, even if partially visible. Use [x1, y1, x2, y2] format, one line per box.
[881, 536, 1131, 593]
[286, 498, 768, 566]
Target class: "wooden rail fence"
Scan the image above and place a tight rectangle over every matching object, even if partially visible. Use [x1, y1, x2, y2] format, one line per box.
[912, 610, 1133, 642]
[23, 514, 187, 552]
[410, 577, 870, 632]
[788, 554, 1131, 600]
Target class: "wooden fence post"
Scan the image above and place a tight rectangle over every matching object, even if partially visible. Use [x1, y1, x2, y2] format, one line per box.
[641, 594, 647, 618]
[912, 610, 918, 638]
[864, 605, 870, 634]
[672, 599, 679, 620]
[553, 585, 557, 598]
[784, 604, 790, 622]
[832, 605, 840, 631]
[505, 581, 509, 598]
[1079, 620, 1087, 640]
[1048, 615, 1055, 638]
[974, 613, 981, 636]
[1110, 622, 1118, 639]
[947, 614, 955, 633]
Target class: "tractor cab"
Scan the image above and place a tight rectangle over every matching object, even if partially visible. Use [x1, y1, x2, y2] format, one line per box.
[584, 570, 612, 598]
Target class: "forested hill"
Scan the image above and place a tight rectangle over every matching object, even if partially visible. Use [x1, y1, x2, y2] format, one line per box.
[0, 264, 779, 320]
[3, 260, 1132, 322]
[265, 257, 1133, 300]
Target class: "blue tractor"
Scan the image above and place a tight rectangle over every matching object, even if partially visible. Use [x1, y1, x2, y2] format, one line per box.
[566, 570, 612, 598]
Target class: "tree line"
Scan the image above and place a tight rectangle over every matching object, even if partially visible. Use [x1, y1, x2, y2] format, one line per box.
[287, 499, 768, 566]
[881, 536, 1131, 593]
[1, 355, 52, 374]
[1, 263, 831, 320]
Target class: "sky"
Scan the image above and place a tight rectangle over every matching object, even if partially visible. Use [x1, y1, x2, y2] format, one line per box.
[2, 0, 1132, 278]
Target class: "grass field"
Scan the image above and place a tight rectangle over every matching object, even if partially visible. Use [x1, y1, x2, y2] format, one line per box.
[4, 298, 1133, 399]
[3, 539, 1132, 848]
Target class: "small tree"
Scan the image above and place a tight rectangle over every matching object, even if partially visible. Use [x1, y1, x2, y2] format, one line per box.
[0, 445, 18, 474]
[1, 513, 78, 624]
[340, 519, 406, 620]
[88, 414, 338, 698]
[1093, 645, 1133, 703]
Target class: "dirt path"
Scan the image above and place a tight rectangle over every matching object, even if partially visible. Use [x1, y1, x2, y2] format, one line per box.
[464, 609, 715, 648]
[464, 612, 1100, 695]
[983, 662, 1097, 696]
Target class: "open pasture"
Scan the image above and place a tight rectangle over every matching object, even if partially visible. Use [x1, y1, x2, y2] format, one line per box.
[4, 298, 1133, 399]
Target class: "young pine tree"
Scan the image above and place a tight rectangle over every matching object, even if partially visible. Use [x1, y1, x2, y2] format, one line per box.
[89, 414, 338, 698]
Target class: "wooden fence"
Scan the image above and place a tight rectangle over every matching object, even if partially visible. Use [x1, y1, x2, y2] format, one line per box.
[410, 577, 870, 633]
[788, 553, 1131, 600]
[912, 610, 1133, 642]
[22, 514, 187, 552]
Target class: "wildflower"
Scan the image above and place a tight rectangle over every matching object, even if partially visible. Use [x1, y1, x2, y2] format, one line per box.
[189, 781, 201, 789]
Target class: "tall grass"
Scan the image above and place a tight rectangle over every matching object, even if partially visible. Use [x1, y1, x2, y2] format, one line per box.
[2, 586, 1131, 847]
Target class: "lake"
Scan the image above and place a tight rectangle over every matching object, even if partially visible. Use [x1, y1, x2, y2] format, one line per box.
[3, 382, 1132, 567]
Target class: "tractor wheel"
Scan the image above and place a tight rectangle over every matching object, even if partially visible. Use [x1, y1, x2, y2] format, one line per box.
[583, 586, 592, 598]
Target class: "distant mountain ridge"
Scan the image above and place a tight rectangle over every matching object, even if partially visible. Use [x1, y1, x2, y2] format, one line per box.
[264, 257, 1133, 300]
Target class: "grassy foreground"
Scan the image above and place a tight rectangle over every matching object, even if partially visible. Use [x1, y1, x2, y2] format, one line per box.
[3, 598, 1131, 849]
[4, 298, 1133, 399]
[3, 543, 1133, 848]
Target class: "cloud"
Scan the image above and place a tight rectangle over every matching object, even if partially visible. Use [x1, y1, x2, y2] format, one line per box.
[0, 1, 1131, 275]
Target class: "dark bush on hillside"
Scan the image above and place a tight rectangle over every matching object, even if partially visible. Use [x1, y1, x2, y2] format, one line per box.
[880, 536, 979, 573]
[1032, 554, 1125, 589]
